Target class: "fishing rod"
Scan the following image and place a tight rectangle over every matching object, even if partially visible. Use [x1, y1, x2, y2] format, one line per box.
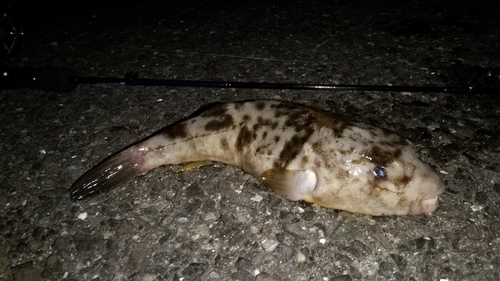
[0, 64, 498, 94]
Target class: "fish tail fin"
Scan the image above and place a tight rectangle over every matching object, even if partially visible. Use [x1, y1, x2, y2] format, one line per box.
[69, 147, 150, 200]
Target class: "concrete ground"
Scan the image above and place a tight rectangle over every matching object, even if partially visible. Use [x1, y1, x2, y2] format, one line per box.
[1, 0, 499, 280]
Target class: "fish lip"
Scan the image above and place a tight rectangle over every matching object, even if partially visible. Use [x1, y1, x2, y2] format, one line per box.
[409, 195, 440, 215]
[421, 196, 440, 214]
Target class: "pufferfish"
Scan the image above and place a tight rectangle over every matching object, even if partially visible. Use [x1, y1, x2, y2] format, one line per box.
[69, 100, 445, 215]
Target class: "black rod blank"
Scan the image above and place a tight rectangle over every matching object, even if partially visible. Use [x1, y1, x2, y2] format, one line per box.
[1, 64, 498, 94]
[73, 75, 472, 93]
[72, 71, 498, 94]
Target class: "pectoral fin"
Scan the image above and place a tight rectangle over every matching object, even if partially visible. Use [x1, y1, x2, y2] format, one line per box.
[176, 160, 214, 172]
[261, 169, 317, 201]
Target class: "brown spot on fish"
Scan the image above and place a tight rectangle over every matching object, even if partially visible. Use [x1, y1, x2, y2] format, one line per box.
[270, 102, 300, 112]
[301, 155, 309, 165]
[255, 146, 266, 155]
[275, 130, 314, 168]
[274, 136, 280, 143]
[255, 102, 266, 111]
[274, 110, 286, 118]
[311, 141, 322, 151]
[262, 131, 268, 139]
[331, 122, 349, 138]
[205, 114, 234, 131]
[366, 180, 382, 195]
[220, 138, 229, 150]
[393, 175, 412, 188]
[389, 137, 410, 147]
[201, 103, 228, 118]
[397, 196, 408, 205]
[270, 102, 299, 118]
[284, 110, 314, 132]
[313, 111, 352, 138]
[253, 117, 279, 132]
[366, 145, 399, 166]
[161, 123, 188, 139]
[235, 126, 253, 152]
[233, 103, 244, 110]
[393, 148, 402, 159]
[242, 115, 251, 122]
[336, 169, 350, 181]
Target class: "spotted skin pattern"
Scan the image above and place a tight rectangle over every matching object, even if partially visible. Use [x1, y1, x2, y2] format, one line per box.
[70, 100, 445, 215]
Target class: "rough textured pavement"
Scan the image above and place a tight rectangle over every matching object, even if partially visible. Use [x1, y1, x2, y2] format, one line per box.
[1, 0, 500, 280]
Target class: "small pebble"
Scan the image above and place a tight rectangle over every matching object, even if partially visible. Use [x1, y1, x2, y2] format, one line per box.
[261, 239, 279, 252]
[251, 194, 263, 202]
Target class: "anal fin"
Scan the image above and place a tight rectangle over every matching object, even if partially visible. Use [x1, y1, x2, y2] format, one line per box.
[261, 169, 317, 201]
[176, 160, 214, 173]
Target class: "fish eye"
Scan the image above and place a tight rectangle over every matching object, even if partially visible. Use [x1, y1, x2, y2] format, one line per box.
[373, 167, 387, 178]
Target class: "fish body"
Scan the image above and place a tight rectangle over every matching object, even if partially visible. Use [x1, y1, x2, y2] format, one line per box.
[70, 100, 445, 215]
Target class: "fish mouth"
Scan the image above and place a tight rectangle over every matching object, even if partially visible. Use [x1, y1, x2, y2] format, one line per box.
[412, 174, 446, 215]
[409, 196, 440, 215]
[420, 196, 440, 214]
[409, 180, 445, 215]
